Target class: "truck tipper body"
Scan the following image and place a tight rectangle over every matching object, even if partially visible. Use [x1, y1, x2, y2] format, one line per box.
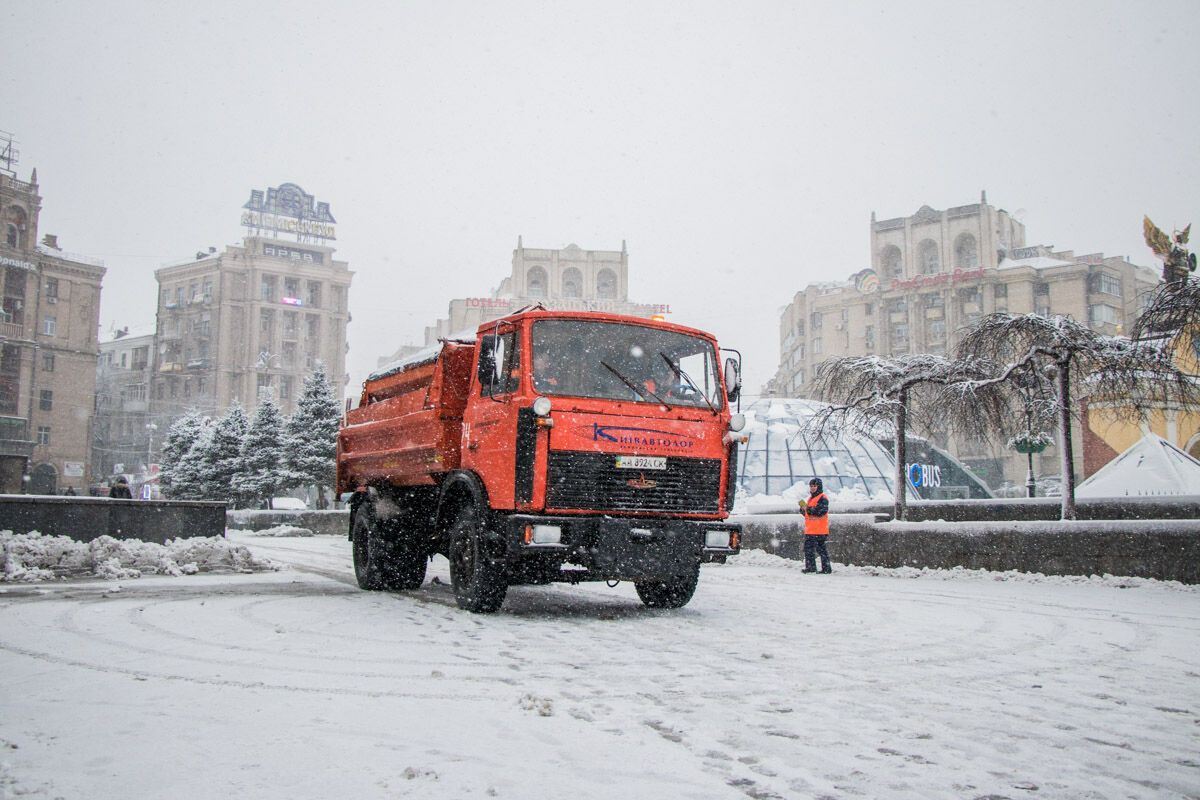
[337, 308, 744, 612]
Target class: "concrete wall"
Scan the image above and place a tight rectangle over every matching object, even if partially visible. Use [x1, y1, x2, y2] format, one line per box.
[839, 496, 1200, 522]
[736, 513, 1200, 584]
[226, 509, 349, 537]
[0, 494, 227, 543]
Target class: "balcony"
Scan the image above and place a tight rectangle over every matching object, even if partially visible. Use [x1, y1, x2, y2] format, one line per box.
[186, 357, 212, 370]
[0, 415, 35, 458]
[0, 320, 25, 339]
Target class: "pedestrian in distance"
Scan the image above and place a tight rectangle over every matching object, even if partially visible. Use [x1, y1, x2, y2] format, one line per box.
[109, 476, 133, 499]
[800, 477, 831, 574]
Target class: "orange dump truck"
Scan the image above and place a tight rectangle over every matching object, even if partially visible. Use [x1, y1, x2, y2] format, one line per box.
[337, 308, 745, 612]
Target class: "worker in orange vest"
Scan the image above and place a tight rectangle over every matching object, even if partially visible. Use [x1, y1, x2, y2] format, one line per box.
[800, 477, 831, 574]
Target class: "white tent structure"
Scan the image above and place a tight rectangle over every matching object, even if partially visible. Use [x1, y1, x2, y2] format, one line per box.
[1076, 433, 1200, 498]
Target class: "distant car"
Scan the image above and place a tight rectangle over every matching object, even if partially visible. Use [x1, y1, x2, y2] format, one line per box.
[271, 497, 308, 510]
[1036, 477, 1063, 498]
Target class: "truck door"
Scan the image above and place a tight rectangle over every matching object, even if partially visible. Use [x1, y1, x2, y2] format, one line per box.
[462, 323, 522, 509]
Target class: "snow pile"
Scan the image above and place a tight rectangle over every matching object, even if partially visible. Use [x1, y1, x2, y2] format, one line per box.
[730, 547, 1200, 592]
[0, 531, 276, 582]
[227, 524, 315, 537]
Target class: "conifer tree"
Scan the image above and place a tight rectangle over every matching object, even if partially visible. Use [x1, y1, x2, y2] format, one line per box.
[200, 402, 250, 506]
[241, 394, 297, 509]
[284, 366, 342, 508]
[159, 410, 206, 498]
[171, 423, 213, 500]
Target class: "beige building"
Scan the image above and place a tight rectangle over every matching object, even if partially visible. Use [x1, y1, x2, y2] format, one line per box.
[151, 232, 353, 435]
[774, 193, 1160, 489]
[1, 167, 105, 494]
[92, 326, 155, 486]
[417, 238, 670, 348]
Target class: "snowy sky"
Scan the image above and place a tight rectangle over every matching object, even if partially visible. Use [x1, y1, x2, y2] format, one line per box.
[4, 1, 1199, 396]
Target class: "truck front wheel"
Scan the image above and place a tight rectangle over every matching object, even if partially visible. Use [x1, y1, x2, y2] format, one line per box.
[448, 505, 507, 613]
[635, 567, 700, 609]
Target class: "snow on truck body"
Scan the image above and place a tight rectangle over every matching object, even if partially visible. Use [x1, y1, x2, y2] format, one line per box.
[337, 309, 744, 612]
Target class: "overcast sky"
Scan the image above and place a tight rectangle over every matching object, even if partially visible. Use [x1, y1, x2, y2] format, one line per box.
[4, 1, 1198, 396]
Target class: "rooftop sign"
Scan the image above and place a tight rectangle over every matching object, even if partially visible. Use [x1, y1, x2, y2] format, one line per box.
[242, 183, 336, 241]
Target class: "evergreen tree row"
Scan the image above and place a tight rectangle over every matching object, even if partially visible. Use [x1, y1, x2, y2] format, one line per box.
[158, 367, 342, 509]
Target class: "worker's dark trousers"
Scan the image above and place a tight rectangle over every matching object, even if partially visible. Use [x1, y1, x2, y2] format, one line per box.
[803, 534, 831, 573]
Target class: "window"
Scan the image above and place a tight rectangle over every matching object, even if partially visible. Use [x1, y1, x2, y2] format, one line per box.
[561, 268, 582, 299]
[929, 320, 947, 340]
[42, 316, 56, 336]
[478, 328, 520, 396]
[1034, 282, 1050, 297]
[257, 373, 273, 400]
[37, 426, 50, 446]
[864, 303, 874, 316]
[954, 233, 979, 268]
[260, 309, 274, 337]
[39, 389, 52, 410]
[812, 337, 823, 355]
[306, 281, 322, 308]
[42, 352, 54, 371]
[918, 239, 940, 274]
[1089, 303, 1119, 326]
[993, 283, 1008, 299]
[280, 375, 293, 404]
[596, 268, 617, 300]
[261, 275, 277, 301]
[306, 314, 320, 339]
[5, 224, 16, 248]
[131, 346, 148, 370]
[795, 321, 805, 336]
[333, 285, 346, 312]
[527, 266, 548, 298]
[922, 292, 943, 308]
[45, 278, 59, 298]
[284, 277, 300, 298]
[283, 311, 298, 338]
[795, 343, 805, 359]
[1091, 273, 1122, 296]
[810, 312, 823, 329]
[880, 245, 903, 277]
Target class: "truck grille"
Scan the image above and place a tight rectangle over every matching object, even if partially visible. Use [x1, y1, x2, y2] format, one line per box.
[546, 450, 722, 514]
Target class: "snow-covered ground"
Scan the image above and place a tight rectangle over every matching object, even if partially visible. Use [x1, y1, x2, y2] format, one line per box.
[1, 532, 1198, 799]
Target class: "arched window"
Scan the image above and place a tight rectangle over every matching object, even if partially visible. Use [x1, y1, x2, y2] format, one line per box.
[4, 205, 27, 249]
[596, 268, 617, 300]
[561, 267, 582, 299]
[880, 245, 903, 278]
[527, 266, 547, 298]
[955, 233, 979, 268]
[918, 240, 941, 274]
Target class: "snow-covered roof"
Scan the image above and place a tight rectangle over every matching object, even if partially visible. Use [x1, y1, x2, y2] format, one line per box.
[366, 329, 477, 382]
[100, 324, 157, 344]
[1076, 434, 1200, 498]
[996, 255, 1074, 271]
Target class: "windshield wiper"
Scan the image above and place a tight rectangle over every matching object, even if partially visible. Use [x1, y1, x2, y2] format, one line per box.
[660, 352, 717, 414]
[601, 361, 667, 405]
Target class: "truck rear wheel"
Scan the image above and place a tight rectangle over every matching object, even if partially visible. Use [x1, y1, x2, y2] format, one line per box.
[448, 505, 507, 613]
[352, 504, 427, 591]
[635, 567, 700, 609]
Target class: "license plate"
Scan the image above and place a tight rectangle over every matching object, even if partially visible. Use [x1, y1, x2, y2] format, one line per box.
[615, 455, 666, 470]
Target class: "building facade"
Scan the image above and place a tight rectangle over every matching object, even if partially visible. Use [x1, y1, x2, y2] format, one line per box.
[150, 234, 353, 439]
[1, 169, 105, 494]
[92, 327, 155, 487]
[773, 193, 1161, 489]
[418, 238, 670, 347]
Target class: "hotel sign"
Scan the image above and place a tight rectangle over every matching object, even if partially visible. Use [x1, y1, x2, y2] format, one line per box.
[242, 183, 337, 241]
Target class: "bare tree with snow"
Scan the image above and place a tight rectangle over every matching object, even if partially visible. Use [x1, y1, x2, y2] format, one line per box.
[807, 354, 1000, 520]
[952, 313, 1200, 520]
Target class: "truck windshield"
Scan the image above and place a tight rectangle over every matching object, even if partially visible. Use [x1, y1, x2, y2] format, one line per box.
[531, 319, 723, 409]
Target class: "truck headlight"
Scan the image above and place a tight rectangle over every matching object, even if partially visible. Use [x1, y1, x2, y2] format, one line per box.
[524, 524, 561, 545]
[705, 530, 732, 548]
[728, 413, 746, 432]
[533, 396, 552, 417]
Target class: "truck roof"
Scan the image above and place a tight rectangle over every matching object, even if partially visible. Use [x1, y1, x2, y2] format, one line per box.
[366, 309, 717, 384]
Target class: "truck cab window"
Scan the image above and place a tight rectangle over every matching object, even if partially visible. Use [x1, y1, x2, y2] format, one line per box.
[479, 329, 520, 396]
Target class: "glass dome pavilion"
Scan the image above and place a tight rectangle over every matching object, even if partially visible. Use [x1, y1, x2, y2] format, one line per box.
[734, 398, 901, 501]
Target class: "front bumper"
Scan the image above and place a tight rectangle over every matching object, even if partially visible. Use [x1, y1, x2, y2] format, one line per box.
[499, 514, 741, 581]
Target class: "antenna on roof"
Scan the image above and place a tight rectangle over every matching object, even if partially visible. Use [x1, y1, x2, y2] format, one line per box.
[0, 130, 19, 176]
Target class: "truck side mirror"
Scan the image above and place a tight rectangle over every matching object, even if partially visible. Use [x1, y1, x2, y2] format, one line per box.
[724, 357, 741, 404]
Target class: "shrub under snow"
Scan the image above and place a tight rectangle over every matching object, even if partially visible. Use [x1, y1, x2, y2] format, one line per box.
[0, 530, 276, 582]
